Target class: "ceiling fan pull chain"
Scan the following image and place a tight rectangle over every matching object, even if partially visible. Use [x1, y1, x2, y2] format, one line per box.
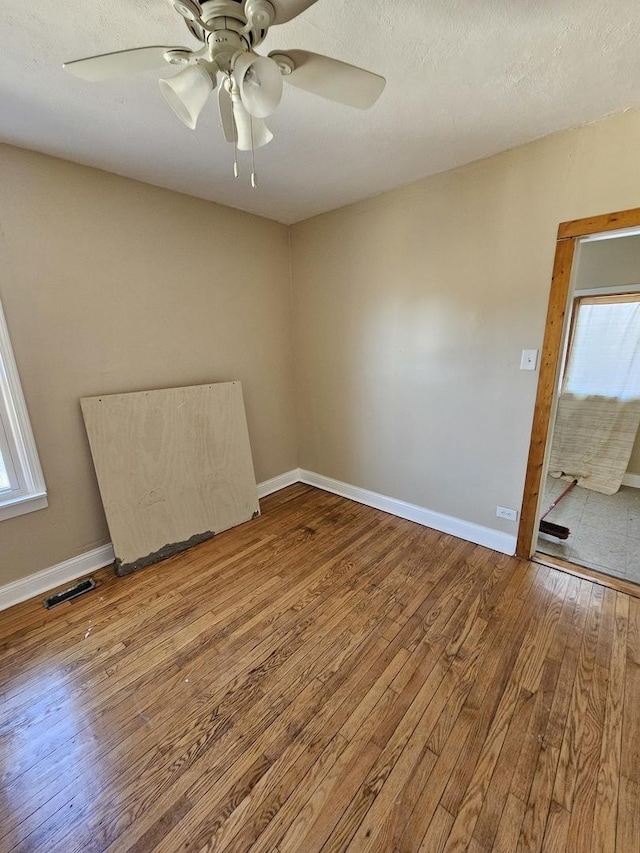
[233, 130, 239, 178]
[232, 76, 239, 178]
[250, 117, 258, 189]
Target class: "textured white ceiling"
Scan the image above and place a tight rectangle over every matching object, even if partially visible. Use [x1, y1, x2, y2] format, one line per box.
[2, 0, 640, 224]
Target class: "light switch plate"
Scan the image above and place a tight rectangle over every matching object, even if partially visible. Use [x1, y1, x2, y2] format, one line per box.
[520, 349, 538, 371]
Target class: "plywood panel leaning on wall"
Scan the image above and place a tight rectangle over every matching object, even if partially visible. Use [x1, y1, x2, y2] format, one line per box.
[81, 382, 260, 575]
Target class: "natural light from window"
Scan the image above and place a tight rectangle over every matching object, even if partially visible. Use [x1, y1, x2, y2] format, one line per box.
[0, 299, 47, 520]
[564, 295, 640, 401]
[0, 453, 9, 491]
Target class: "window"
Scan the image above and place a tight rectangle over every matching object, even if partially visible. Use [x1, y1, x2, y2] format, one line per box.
[564, 294, 640, 401]
[0, 300, 47, 520]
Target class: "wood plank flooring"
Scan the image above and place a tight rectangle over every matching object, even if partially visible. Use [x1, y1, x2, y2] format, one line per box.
[0, 484, 637, 852]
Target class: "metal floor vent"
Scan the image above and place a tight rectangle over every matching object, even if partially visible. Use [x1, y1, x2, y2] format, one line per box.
[43, 578, 97, 609]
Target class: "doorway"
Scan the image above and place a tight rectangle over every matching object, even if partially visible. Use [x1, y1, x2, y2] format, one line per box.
[518, 207, 640, 592]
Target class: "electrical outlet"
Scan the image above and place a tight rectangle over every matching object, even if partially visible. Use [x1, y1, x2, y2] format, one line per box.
[496, 506, 518, 522]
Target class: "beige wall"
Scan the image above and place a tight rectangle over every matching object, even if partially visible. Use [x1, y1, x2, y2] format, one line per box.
[576, 235, 640, 290]
[290, 109, 640, 536]
[0, 145, 297, 585]
[5, 106, 640, 585]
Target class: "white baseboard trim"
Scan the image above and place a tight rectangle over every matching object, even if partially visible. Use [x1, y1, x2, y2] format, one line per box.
[0, 470, 299, 612]
[622, 472, 640, 489]
[0, 543, 115, 612]
[0, 467, 517, 613]
[298, 469, 517, 557]
[256, 469, 300, 499]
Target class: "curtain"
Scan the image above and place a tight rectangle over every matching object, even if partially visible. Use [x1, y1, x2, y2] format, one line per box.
[548, 294, 640, 495]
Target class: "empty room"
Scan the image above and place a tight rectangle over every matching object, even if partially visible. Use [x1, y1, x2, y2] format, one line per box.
[1, 1, 639, 851]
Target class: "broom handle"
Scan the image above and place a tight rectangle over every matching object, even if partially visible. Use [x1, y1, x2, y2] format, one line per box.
[540, 478, 578, 522]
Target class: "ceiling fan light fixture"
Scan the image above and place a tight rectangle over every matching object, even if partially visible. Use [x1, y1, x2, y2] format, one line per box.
[159, 64, 214, 129]
[231, 90, 273, 150]
[234, 52, 283, 118]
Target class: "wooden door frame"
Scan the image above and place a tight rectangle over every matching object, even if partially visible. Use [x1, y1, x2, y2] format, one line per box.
[516, 205, 640, 559]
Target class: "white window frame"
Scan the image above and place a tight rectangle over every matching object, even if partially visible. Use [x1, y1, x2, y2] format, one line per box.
[0, 299, 47, 521]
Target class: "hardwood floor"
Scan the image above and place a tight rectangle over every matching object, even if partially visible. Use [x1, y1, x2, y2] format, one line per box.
[0, 484, 638, 852]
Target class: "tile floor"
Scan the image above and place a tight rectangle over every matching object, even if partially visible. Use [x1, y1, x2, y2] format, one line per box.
[537, 475, 640, 584]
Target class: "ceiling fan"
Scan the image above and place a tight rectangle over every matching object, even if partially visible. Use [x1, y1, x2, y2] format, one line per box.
[63, 0, 386, 183]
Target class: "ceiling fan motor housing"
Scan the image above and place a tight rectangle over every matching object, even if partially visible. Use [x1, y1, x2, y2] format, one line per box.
[206, 24, 250, 73]
[184, 0, 275, 49]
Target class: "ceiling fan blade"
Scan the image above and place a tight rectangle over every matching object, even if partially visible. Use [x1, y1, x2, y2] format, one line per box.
[269, 50, 385, 109]
[269, 0, 321, 25]
[63, 47, 188, 82]
[218, 83, 236, 143]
